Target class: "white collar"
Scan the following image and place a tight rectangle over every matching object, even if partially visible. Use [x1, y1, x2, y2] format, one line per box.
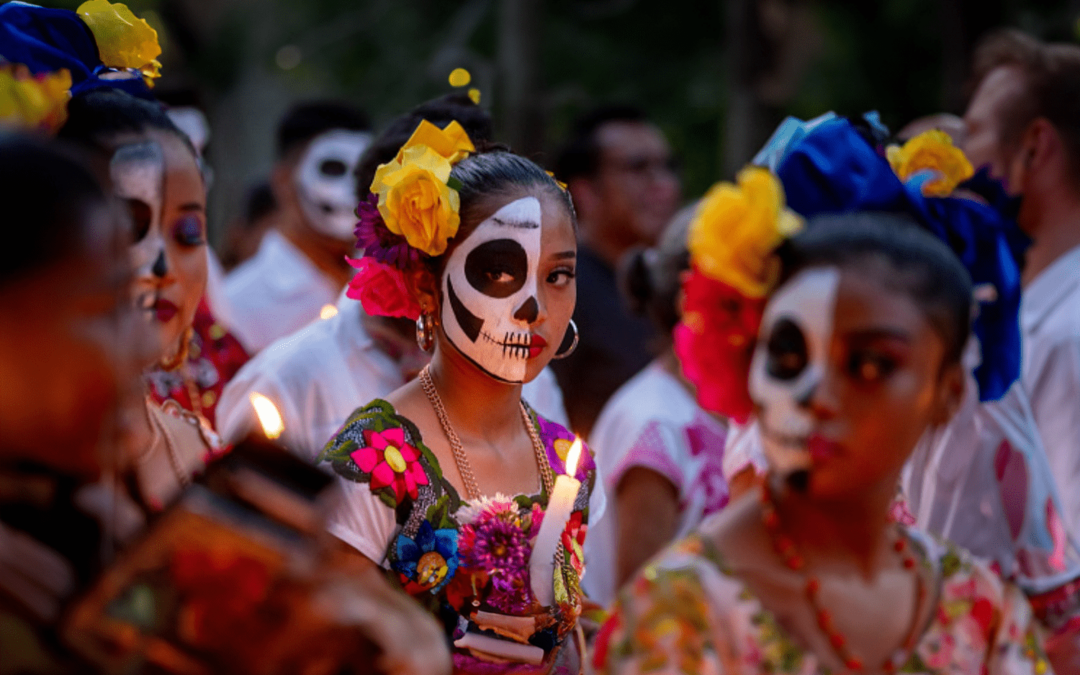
[258, 230, 337, 295]
[1022, 243, 1080, 333]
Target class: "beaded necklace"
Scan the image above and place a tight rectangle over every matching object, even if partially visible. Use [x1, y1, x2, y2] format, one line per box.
[759, 481, 926, 672]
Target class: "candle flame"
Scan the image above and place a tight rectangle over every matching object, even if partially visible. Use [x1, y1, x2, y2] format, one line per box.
[565, 436, 583, 477]
[319, 304, 338, 320]
[250, 392, 284, 439]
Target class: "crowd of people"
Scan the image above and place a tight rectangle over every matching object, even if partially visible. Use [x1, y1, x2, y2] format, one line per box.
[1, 2, 1079, 674]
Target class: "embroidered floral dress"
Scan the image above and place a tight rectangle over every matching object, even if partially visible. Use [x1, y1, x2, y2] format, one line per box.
[593, 530, 1053, 675]
[319, 399, 600, 674]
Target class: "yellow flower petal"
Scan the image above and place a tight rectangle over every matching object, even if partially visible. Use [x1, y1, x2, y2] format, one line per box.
[468, 88, 481, 105]
[688, 167, 803, 297]
[887, 129, 974, 197]
[397, 119, 474, 165]
[0, 66, 72, 133]
[77, 0, 161, 78]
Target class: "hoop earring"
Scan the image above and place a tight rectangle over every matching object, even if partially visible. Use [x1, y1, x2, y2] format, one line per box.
[159, 325, 193, 372]
[552, 319, 579, 360]
[416, 313, 435, 352]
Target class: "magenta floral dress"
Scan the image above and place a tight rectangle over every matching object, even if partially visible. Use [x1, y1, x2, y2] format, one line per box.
[319, 399, 599, 674]
[593, 530, 1053, 675]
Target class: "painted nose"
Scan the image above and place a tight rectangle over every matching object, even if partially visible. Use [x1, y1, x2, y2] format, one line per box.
[151, 249, 167, 278]
[514, 296, 539, 323]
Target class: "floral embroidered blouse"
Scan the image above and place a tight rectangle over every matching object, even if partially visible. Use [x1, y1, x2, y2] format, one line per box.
[320, 399, 600, 674]
[592, 530, 1053, 675]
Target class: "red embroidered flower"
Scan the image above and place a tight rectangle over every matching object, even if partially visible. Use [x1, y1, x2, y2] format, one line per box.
[561, 511, 587, 576]
[674, 269, 765, 423]
[350, 427, 429, 502]
[345, 256, 421, 320]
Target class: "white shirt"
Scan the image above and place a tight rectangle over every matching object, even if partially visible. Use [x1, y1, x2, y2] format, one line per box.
[223, 230, 340, 353]
[216, 295, 570, 462]
[584, 362, 729, 606]
[1021, 243, 1080, 544]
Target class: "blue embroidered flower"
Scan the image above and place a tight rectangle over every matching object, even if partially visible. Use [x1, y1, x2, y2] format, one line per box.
[393, 521, 458, 593]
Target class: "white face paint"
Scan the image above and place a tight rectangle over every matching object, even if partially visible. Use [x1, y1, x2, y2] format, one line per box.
[111, 141, 166, 316]
[749, 267, 840, 474]
[441, 197, 543, 383]
[294, 130, 372, 240]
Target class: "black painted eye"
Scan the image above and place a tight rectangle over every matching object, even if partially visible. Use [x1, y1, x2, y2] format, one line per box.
[765, 318, 808, 380]
[127, 199, 152, 243]
[319, 159, 348, 176]
[465, 239, 528, 298]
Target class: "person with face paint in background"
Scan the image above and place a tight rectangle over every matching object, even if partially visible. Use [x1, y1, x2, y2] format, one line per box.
[223, 101, 373, 354]
[594, 208, 1053, 675]
[584, 203, 756, 608]
[216, 94, 569, 460]
[319, 131, 603, 673]
[57, 89, 225, 512]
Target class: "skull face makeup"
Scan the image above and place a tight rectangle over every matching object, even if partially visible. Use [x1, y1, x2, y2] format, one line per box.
[294, 130, 372, 240]
[749, 267, 840, 475]
[111, 141, 166, 305]
[441, 197, 543, 383]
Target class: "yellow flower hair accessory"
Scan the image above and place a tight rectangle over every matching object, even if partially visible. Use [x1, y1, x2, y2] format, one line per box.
[0, 65, 72, 133]
[76, 0, 162, 86]
[370, 120, 475, 257]
[688, 167, 803, 298]
[886, 129, 974, 198]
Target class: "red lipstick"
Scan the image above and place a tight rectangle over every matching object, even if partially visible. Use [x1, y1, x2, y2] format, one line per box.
[808, 434, 840, 463]
[154, 299, 178, 323]
[528, 335, 547, 358]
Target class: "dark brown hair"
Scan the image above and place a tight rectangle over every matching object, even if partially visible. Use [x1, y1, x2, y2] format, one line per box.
[970, 29, 1080, 178]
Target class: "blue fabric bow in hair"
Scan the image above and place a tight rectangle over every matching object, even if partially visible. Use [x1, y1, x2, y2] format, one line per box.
[0, 1, 152, 99]
[774, 117, 1028, 402]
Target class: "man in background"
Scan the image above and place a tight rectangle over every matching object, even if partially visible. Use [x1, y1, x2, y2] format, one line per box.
[224, 101, 371, 353]
[551, 105, 680, 437]
[963, 28, 1080, 668]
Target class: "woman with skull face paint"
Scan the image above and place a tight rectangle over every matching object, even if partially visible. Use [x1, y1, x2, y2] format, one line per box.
[320, 122, 602, 674]
[58, 89, 227, 512]
[593, 173, 1052, 674]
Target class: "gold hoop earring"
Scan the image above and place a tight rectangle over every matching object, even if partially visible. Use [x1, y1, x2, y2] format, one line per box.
[416, 313, 436, 352]
[159, 325, 193, 372]
[552, 319, 579, 359]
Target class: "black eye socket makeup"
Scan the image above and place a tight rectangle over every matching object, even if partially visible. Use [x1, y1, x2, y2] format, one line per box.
[464, 239, 528, 298]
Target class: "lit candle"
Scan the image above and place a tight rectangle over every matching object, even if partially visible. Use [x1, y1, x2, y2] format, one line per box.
[249, 392, 284, 440]
[529, 436, 582, 607]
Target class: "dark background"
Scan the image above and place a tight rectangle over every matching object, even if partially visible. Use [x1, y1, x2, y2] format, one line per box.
[44, 0, 1080, 241]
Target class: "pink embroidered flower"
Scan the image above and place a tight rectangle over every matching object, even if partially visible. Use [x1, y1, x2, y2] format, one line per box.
[562, 510, 587, 576]
[350, 427, 428, 502]
[345, 256, 421, 320]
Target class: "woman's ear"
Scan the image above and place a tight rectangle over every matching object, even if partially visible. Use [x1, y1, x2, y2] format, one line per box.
[931, 362, 966, 427]
[405, 264, 440, 317]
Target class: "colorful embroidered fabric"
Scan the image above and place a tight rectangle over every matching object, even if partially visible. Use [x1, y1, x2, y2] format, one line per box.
[145, 298, 250, 429]
[593, 531, 1052, 675]
[318, 399, 598, 674]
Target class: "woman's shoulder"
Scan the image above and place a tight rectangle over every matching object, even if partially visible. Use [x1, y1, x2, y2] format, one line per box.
[528, 403, 598, 480]
[317, 398, 451, 508]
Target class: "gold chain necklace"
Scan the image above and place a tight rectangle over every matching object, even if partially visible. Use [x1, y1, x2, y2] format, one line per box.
[419, 366, 553, 501]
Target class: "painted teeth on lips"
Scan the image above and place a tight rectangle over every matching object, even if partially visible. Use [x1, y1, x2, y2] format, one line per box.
[528, 335, 547, 358]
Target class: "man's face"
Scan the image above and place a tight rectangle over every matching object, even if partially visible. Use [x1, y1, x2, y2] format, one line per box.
[591, 121, 680, 247]
[963, 66, 1029, 194]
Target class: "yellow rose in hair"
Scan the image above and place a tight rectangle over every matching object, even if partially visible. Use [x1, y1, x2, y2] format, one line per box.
[373, 145, 461, 257]
[688, 167, 802, 298]
[886, 129, 974, 197]
[76, 0, 162, 86]
[395, 119, 474, 165]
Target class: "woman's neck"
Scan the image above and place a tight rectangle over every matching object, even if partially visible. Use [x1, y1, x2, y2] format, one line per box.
[427, 348, 525, 446]
[770, 473, 898, 577]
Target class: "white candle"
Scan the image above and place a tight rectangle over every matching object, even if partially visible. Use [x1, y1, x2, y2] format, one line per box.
[529, 437, 582, 607]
